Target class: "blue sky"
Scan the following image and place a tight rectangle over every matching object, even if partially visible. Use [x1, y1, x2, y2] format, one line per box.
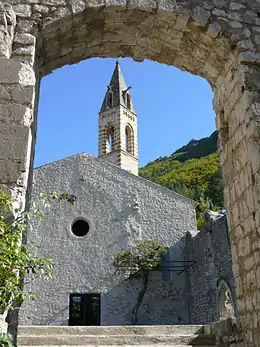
[35, 58, 216, 168]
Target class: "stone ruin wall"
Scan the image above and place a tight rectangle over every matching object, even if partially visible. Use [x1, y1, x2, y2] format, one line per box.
[1, 0, 260, 345]
[186, 214, 237, 325]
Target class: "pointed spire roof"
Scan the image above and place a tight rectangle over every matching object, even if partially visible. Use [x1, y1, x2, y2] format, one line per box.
[100, 60, 136, 113]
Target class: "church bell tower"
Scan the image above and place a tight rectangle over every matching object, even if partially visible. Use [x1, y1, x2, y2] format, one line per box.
[98, 60, 138, 175]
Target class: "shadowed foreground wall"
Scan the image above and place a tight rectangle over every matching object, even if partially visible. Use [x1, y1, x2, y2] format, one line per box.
[186, 215, 237, 324]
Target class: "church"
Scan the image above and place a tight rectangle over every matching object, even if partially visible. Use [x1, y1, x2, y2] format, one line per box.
[19, 61, 236, 327]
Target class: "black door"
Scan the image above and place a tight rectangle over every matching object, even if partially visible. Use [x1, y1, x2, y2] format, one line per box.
[69, 293, 100, 326]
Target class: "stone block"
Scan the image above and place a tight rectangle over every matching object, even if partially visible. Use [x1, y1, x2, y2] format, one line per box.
[13, 49, 36, 67]
[246, 270, 256, 291]
[224, 84, 243, 125]
[0, 159, 23, 184]
[16, 19, 35, 32]
[71, 0, 85, 13]
[212, 8, 227, 17]
[0, 85, 11, 101]
[0, 104, 32, 126]
[41, 0, 66, 5]
[33, 4, 49, 13]
[207, 22, 222, 37]
[52, 6, 71, 18]
[246, 116, 260, 142]
[0, 58, 35, 86]
[0, 124, 31, 161]
[230, 3, 246, 11]
[85, 0, 105, 7]
[229, 21, 244, 30]
[174, 14, 188, 32]
[14, 32, 36, 45]
[244, 255, 254, 271]
[238, 237, 250, 258]
[126, 0, 156, 10]
[239, 51, 260, 65]
[157, 0, 175, 12]
[12, 4, 32, 17]
[192, 6, 210, 26]
[11, 85, 35, 105]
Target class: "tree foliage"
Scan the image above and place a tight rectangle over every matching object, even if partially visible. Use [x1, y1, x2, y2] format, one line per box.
[139, 131, 224, 229]
[113, 240, 167, 324]
[0, 333, 16, 347]
[0, 190, 76, 314]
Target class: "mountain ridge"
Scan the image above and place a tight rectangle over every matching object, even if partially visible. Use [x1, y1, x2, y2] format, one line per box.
[146, 130, 218, 166]
[139, 130, 223, 228]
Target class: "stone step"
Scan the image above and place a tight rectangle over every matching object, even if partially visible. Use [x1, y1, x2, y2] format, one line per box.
[20, 345, 214, 347]
[18, 333, 215, 346]
[18, 325, 216, 346]
[18, 325, 204, 336]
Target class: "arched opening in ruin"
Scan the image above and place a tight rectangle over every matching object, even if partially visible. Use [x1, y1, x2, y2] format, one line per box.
[32, 42, 233, 328]
[2, 1, 260, 342]
[34, 6, 235, 215]
[32, 7, 236, 201]
[35, 58, 215, 171]
[217, 280, 235, 320]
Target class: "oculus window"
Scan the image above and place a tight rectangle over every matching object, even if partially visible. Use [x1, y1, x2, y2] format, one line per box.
[71, 219, 90, 237]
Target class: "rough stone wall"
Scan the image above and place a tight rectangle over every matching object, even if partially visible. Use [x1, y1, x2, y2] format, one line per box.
[186, 215, 236, 324]
[102, 236, 191, 325]
[19, 153, 196, 325]
[204, 317, 245, 347]
[186, 227, 216, 324]
[211, 216, 237, 315]
[1, 0, 260, 343]
[214, 60, 260, 347]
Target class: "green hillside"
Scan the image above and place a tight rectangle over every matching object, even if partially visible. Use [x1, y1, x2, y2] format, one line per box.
[139, 131, 224, 229]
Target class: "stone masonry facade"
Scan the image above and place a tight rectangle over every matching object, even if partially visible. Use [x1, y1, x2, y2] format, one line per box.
[19, 153, 196, 326]
[1, 0, 260, 345]
[98, 105, 138, 175]
[19, 154, 236, 329]
[186, 214, 237, 325]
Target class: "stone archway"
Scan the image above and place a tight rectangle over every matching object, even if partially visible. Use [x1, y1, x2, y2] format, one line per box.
[1, 0, 260, 345]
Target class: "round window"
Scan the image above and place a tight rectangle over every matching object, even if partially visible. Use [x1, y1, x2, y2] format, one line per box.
[71, 219, 90, 237]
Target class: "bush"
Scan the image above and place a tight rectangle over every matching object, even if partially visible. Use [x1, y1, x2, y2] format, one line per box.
[0, 333, 16, 347]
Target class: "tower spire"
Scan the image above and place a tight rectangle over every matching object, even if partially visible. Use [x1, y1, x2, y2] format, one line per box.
[98, 61, 138, 175]
[100, 61, 136, 113]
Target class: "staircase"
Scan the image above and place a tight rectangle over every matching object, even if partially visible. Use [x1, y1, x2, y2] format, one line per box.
[18, 325, 216, 346]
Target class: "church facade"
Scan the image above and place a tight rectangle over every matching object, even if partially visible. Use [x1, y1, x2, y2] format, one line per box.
[19, 62, 236, 326]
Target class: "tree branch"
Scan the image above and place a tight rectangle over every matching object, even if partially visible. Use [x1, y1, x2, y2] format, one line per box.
[131, 271, 149, 325]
